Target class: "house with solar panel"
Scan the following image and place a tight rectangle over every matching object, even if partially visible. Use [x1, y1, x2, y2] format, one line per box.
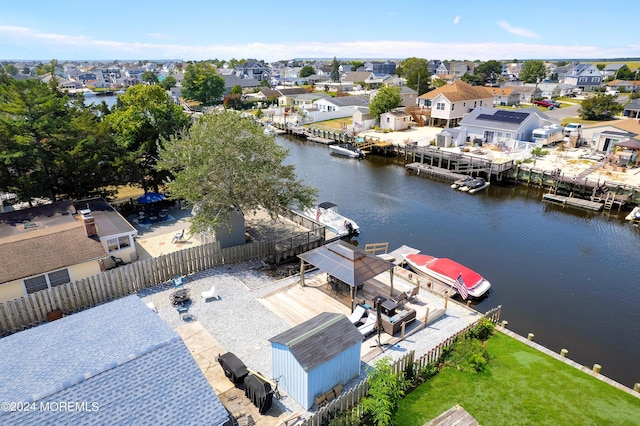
[456, 106, 555, 147]
[269, 312, 363, 410]
[0, 295, 232, 425]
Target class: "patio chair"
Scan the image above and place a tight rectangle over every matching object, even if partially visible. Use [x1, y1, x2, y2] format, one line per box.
[391, 291, 407, 309]
[201, 285, 219, 302]
[348, 305, 366, 325]
[404, 286, 420, 302]
[172, 229, 185, 243]
[357, 313, 377, 336]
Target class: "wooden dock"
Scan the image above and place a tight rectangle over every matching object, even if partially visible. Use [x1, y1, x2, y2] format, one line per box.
[406, 162, 468, 182]
[542, 193, 603, 211]
[306, 135, 335, 144]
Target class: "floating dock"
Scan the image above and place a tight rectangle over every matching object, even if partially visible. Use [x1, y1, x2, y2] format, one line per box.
[542, 193, 603, 211]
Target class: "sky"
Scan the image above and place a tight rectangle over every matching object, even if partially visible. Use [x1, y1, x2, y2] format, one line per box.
[1, 1, 639, 62]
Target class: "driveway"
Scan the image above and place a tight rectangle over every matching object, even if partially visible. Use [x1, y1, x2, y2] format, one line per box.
[541, 104, 580, 123]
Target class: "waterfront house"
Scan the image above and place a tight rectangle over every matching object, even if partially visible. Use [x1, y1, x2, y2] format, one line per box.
[315, 95, 369, 113]
[0, 295, 232, 425]
[416, 80, 494, 127]
[582, 118, 640, 153]
[457, 106, 554, 146]
[0, 198, 137, 302]
[269, 312, 362, 410]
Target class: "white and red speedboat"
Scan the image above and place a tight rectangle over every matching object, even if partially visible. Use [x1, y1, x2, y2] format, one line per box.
[403, 253, 491, 298]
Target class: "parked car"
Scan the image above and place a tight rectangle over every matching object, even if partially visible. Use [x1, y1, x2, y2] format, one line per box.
[564, 123, 582, 137]
[533, 99, 558, 109]
[545, 99, 561, 108]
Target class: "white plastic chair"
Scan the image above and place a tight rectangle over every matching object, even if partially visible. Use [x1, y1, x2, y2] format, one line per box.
[358, 313, 377, 336]
[201, 285, 219, 302]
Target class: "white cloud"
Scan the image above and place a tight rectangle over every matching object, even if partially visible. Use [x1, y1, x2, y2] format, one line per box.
[498, 21, 539, 38]
[453, 16, 460, 24]
[147, 33, 173, 40]
[0, 25, 638, 61]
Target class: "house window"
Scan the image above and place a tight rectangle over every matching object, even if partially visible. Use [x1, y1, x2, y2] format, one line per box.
[579, 77, 588, 82]
[48, 269, 71, 288]
[24, 275, 48, 294]
[451, 104, 455, 110]
[107, 236, 131, 252]
[24, 269, 71, 294]
[436, 103, 445, 110]
[591, 77, 600, 83]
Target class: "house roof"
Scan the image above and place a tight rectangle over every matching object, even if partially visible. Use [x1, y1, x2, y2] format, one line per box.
[0, 201, 108, 283]
[418, 80, 493, 101]
[459, 107, 549, 131]
[488, 87, 516, 96]
[343, 71, 373, 83]
[624, 99, 640, 111]
[0, 295, 230, 425]
[319, 95, 369, 107]
[269, 312, 363, 372]
[74, 198, 136, 236]
[585, 118, 640, 135]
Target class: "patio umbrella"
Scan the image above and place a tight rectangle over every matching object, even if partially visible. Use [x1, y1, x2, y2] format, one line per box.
[137, 192, 166, 204]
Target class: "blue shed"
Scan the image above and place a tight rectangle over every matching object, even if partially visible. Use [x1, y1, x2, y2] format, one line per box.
[269, 312, 362, 410]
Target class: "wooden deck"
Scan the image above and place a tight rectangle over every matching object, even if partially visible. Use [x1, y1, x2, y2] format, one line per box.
[542, 193, 603, 211]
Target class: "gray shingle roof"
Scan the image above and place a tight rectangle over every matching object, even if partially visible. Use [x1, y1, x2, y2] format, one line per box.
[270, 312, 363, 372]
[0, 295, 230, 425]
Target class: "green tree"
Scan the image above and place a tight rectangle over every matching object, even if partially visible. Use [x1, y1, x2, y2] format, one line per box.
[519, 60, 547, 84]
[182, 62, 225, 105]
[230, 85, 243, 95]
[474, 60, 503, 84]
[360, 357, 408, 426]
[259, 78, 271, 88]
[0, 75, 121, 202]
[396, 57, 430, 95]
[157, 111, 317, 234]
[596, 63, 606, 71]
[3, 64, 18, 75]
[142, 70, 158, 84]
[223, 94, 243, 110]
[351, 60, 364, 71]
[461, 72, 483, 86]
[369, 86, 402, 118]
[330, 56, 340, 82]
[615, 65, 636, 80]
[431, 77, 447, 88]
[299, 65, 315, 78]
[158, 75, 177, 90]
[107, 85, 189, 191]
[579, 94, 623, 120]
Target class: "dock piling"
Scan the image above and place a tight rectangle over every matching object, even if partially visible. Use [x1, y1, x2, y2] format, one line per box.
[527, 333, 535, 341]
[560, 348, 568, 357]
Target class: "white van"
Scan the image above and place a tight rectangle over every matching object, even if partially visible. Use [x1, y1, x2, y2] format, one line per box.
[564, 123, 582, 137]
[606, 89, 620, 96]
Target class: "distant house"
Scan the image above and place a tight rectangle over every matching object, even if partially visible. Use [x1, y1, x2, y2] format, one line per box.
[315, 95, 369, 112]
[280, 92, 329, 109]
[506, 84, 542, 104]
[427, 59, 442, 75]
[369, 60, 397, 76]
[0, 198, 137, 302]
[269, 312, 362, 410]
[380, 109, 410, 131]
[417, 80, 494, 127]
[624, 99, 640, 118]
[562, 64, 603, 92]
[0, 295, 232, 425]
[602, 63, 625, 79]
[488, 87, 520, 106]
[343, 71, 375, 88]
[457, 107, 554, 145]
[238, 61, 269, 81]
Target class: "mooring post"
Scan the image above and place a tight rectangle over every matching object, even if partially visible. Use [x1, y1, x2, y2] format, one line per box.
[527, 333, 534, 341]
[501, 320, 508, 328]
[592, 364, 602, 374]
[560, 349, 568, 357]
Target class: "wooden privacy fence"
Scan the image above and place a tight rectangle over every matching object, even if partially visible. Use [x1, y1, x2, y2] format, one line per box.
[0, 240, 275, 336]
[302, 305, 502, 426]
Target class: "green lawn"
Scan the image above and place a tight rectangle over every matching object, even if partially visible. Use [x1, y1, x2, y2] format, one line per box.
[397, 332, 640, 426]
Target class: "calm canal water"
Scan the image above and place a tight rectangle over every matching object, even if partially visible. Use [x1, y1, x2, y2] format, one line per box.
[277, 135, 640, 389]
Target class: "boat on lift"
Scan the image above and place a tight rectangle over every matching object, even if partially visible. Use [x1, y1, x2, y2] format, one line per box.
[300, 202, 360, 237]
[329, 143, 366, 159]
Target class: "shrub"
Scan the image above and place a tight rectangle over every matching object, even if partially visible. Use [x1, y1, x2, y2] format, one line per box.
[466, 318, 495, 341]
[359, 357, 408, 426]
[447, 336, 489, 373]
[418, 361, 440, 381]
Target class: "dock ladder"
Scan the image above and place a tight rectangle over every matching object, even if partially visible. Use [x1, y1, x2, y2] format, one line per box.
[603, 192, 615, 210]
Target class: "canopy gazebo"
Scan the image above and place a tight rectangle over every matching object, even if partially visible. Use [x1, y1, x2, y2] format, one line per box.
[613, 139, 640, 167]
[297, 240, 396, 312]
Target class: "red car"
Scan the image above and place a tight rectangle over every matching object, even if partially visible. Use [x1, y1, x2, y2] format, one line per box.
[533, 99, 559, 109]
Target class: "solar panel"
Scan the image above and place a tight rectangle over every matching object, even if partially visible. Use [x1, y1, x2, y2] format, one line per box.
[476, 110, 528, 124]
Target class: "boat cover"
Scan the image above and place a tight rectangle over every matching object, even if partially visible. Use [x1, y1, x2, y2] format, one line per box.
[217, 352, 249, 383]
[244, 374, 273, 414]
[318, 201, 338, 209]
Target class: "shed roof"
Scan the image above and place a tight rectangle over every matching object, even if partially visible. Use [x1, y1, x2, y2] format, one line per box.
[0, 295, 230, 425]
[298, 240, 394, 287]
[270, 312, 363, 372]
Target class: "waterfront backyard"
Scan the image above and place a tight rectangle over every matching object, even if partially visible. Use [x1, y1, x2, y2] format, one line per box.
[397, 332, 640, 425]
